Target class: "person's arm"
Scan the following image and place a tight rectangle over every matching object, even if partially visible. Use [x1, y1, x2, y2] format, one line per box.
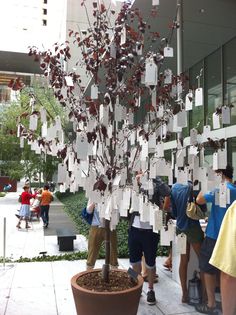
[163, 196, 171, 212]
[87, 200, 96, 213]
[196, 191, 207, 205]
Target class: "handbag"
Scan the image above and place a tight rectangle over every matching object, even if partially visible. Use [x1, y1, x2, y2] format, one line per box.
[18, 195, 22, 203]
[188, 271, 202, 305]
[81, 207, 94, 225]
[186, 186, 205, 220]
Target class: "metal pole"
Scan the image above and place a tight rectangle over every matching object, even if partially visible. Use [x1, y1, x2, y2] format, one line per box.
[3, 217, 6, 268]
[176, 0, 183, 76]
[176, 0, 184, 140]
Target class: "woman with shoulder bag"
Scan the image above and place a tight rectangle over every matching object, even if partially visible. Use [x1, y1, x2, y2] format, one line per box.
[16, 185, 34, 229]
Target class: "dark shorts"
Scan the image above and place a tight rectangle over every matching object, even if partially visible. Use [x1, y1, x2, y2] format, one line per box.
[177, 224, 204, 244]
[199, 237, 219, 275]
[128, 227, 159, 268]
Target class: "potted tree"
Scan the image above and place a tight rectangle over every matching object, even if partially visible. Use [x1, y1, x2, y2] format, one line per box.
[13, 1, 193, 314]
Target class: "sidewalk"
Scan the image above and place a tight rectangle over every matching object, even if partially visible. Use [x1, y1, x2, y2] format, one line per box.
[0, 187, 202, 315]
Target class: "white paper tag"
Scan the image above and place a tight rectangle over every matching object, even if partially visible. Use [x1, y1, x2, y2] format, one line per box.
[152, 0, 159, 5]
[222, 106, 230, 125]
[40, 108, 47, 123]
[213, 113, 220, 129]
[20, 137, 24, 148]
[177, 110, 187, 128]
[120, 26, 126, 45]
[195, 88, 203, 106]
[190, 128, 198, 146]
[29, 114, 38, 131]
[164, 46, 174, 58]
[185, 91, 193, 111]
[164, 69, 172, 84]
[176, 233, 187, 254]
[219, 182, 227, 208]
[145, 61, 157, 86]
[91, 84, 98, 99]
[218, 148, 227, 169]
[212, 152, 219, 170]
[65, 76, 74, 87]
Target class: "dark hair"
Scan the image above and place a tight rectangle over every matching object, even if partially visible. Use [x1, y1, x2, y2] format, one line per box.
[44, 184, 50, 190]
[216, 165, 234, 179]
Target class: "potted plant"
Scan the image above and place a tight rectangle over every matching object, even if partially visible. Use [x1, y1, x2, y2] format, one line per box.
[13, 1, 191, 314]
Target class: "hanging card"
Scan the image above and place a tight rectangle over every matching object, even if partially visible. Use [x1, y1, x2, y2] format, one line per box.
[110, 41, 117, 59]
[153, 209, 163, 233]
[158, 105, 164, 118]
[141, 141, 148, 161]
[164, 46, 174, 58]
[151, 89, 156, 109]
[20, 137, 24, 148]
[164, 69, 172, 84]
[40, 108, 47, 123]
[177, 110, 187, 128]
[91, 84, 98, 99]
[212, 152, 218, 170]
[148, 133, 156, 149]
[190, 128, 198, 146]
[219, 182, 227, 208]
[222, 106, 230, 125]
[152, 0, 159, 5]
[145, 61, 157, 86]
[140, 202, 150, 223]
[76, 133, 88, 160]
[65, 76, 74, 87]
[185, 91, 193, 111]
[156, 141, 164, 158]
[176, 233, 187, 254]
[55, 116, 62, 131]
[218, 148, 227, 169]
[195, 88, 203, 106]
[202, 125, 211, 142]
[29, 114, 38, 131]
[57, 163, 67, 183]
[160, 226, 172, 246]
[120, 26, 126, 45]
[213, 113, 220, 129]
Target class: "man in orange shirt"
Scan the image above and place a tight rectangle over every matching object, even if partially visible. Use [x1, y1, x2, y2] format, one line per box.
[40, 184, 53, 228]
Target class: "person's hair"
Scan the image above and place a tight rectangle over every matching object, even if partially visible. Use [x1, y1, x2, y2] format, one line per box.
[23, 185, 29, 190]
[44, 184, 49, 190]
[216, 164, 234, 179]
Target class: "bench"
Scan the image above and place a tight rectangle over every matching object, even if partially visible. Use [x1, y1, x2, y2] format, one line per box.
[56, 228, 76, 251]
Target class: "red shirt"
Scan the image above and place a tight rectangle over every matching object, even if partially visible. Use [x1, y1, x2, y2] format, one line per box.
[21, 191, 34, 205]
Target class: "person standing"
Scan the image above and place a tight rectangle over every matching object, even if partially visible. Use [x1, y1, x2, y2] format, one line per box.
[40, 184, 53, 228]
[128, 175, 170, 305]
[16, 185, 34, 229]
[195, 165, 236, 315]
[86, 200, 118, 270]
[209, 201, 236, 315]
[164, 180, 206, 303]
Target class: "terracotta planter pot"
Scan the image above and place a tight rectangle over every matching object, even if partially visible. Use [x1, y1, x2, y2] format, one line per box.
[71, 269, 143, 315]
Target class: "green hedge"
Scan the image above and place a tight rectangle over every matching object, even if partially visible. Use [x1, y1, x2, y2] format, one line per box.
[0, 192, 6, 197]
[57, 191, 168, 258]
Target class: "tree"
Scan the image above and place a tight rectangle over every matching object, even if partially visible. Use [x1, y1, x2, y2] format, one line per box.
[11, 0, 226, 284]
[0, 82, 63, 182]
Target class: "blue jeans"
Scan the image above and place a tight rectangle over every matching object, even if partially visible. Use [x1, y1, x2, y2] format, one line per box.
[40, 205, 50, 225]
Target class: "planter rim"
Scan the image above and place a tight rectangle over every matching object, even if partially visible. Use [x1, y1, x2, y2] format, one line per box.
[71, 268, 143, 295]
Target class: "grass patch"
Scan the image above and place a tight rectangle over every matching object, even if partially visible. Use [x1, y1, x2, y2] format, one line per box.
[0, 192, 6, 197]
[57, 190, 168, 258]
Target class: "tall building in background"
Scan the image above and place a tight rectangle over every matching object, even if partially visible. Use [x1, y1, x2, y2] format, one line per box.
[0, 0, 120, 104]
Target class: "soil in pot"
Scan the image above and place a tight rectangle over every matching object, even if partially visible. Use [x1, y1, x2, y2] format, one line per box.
[76, 269, 137, 292]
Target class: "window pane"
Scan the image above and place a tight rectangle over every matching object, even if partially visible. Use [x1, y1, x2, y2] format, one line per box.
[224, 37, 236, 125]
[205, 49, 222, 130]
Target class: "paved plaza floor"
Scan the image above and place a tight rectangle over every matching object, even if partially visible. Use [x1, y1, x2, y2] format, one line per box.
[0, 186, 203, 315]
